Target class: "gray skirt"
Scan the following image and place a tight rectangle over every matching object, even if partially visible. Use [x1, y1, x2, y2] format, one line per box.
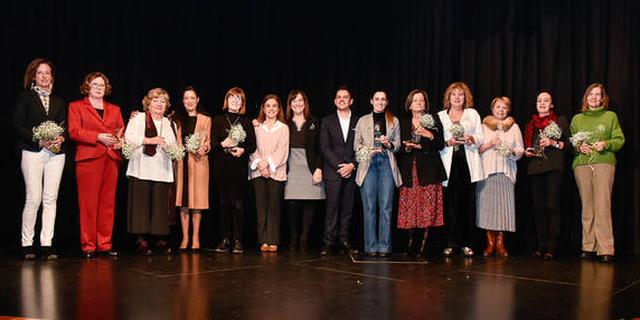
[284, 148, 326, 200]
[476, 173, 516, 232]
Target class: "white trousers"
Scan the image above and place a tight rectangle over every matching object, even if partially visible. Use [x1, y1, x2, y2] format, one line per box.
[21, 149, 65, 247]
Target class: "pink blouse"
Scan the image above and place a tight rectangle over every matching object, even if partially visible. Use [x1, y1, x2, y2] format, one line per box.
[249, 120, 290, 181]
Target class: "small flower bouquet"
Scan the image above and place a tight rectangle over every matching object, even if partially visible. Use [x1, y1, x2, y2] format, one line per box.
[184, 133, 201, 153]
[419, 114, 436, 130]
[449, 122, 465, 151]
[494, 141, 514, 158]
[532, 121, 563, 158]
[121, 142, 139, 160]
[163, 144, 186, 161]
[32, 121, 64, 153]
[228, 124, 247, 145]
[355, 146, 372, 163]
[539, 121, 562, 140]
[569, 131, 594, 148]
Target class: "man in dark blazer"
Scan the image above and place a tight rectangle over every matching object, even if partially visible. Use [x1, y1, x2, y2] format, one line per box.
[320, 87, 359, 255]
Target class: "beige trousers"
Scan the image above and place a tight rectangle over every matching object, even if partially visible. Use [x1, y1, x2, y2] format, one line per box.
[573, 163, 615, 255]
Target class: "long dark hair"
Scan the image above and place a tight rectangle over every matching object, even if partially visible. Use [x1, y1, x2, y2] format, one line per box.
[173, 85, 208, 126]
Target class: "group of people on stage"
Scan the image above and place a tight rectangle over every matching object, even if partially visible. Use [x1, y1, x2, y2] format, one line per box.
[14, 58, 625, 263]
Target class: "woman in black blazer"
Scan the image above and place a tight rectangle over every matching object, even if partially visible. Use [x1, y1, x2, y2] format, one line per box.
[284, 90, 325, 251]
[12, 58, 66, 260]
[397, 89, 447, 257]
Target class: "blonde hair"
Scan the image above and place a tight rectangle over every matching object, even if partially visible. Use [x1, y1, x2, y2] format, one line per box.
[443, 82, 474, 109]
[142, 88, 171, 113]
[490, 96, 512, 113]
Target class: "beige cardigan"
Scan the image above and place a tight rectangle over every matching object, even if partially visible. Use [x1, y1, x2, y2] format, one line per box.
[175, 113, 211, 209]
[353, 113, 402, 187]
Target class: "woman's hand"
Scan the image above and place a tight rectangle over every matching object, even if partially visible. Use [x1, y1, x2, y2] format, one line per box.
[579, 143, 593, 154]
[403, 141, 422, 151]
[252, 119, 260, 127]
[447, 138, 465, 147]
[489, 137, 501, 147]
[524, 148, 537, 157]
[379, 135, 391, 148]
[257, 159, 269, 171]
[415, 126, 433, 139]
[196, 145, 209, 156]
[220, 137, 235, 148]
[312, 169, 323, 185]
[259, 167, 270, 178]
[98, 133, 119, 146]
[463, 134, 475, 145]
[592, 141, 607, 152]
[230, 147, 244, 157]
[143, 136, 165, 146]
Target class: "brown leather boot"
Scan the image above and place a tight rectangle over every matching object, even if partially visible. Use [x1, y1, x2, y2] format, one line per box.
[496, 231, 509, 257]
[483, 231, 496, 257]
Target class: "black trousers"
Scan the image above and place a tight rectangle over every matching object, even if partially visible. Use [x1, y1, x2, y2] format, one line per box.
[253, 177, 285, 245]
[443, 152, 476, 249]
[127, 177, 171, 236]
[286, 200, 316, 243]
[323, 177, 356, 247]
[530, 170, 563, 253]
[217, 181, 246, 242]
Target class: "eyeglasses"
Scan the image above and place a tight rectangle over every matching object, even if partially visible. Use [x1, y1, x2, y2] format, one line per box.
[90, 83, 106, 88]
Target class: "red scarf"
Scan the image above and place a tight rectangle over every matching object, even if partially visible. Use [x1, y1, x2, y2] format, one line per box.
[524, 111, 557, 148]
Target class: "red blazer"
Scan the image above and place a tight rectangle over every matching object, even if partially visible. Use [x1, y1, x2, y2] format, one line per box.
[68, 97, 125, 162]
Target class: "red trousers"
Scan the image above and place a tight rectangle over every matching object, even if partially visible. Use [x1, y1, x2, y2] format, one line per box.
[76, 155, 120, 252]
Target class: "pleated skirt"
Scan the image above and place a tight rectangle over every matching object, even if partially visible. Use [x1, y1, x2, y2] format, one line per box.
[476, 173, 516, 232]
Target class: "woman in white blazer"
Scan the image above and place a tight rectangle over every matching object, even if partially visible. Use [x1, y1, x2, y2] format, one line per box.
[437, 82, 484, 256]
[354, 90, 402, 257]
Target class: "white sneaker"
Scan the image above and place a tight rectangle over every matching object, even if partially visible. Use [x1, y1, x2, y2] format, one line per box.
[462, 247, 474, 256]
[443, 247, 453, 256]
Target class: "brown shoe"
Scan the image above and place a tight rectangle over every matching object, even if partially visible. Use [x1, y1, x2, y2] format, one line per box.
[260, 243, 269, 252]
[496, 232, 509, 257]
[268, 245, 278, 252]
[483, 231, 496, 257]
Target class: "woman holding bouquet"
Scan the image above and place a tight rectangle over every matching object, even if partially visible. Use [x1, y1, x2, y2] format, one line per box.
[13, 58, 66, 260]
[284, 90, 325, 251]
[437, 82, 484, 257]
[476, 97, 524, 257]
[354, 90, 402, 257]
[211, 87, 256, 254]
[524, 91, 569, 259]
[250, 94, 289, 253]
[68, 71, 124, 258]
[174, 86, 211, 251]
[124, 88, 179, 255]
[570, 83, 625, 263]
[397, 89, 446, 258]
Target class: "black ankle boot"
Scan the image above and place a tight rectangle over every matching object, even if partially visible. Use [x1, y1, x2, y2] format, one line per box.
[214, 238, 230, 253]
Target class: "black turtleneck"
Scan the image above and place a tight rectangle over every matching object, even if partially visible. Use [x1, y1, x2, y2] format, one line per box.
[373, 112, 387, 136]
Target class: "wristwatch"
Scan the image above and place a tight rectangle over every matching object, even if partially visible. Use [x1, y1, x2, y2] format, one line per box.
[554, 142, 560, 148]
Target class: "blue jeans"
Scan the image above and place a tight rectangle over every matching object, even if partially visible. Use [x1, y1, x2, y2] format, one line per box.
[360, 153, 395, 253]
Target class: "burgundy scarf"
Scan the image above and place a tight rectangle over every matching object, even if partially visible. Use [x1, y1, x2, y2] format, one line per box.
[524, 110, 558, 148]
[143, 111, 158, 156]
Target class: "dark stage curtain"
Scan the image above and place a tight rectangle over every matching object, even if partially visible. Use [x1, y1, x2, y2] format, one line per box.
[2, 0, 638, 254]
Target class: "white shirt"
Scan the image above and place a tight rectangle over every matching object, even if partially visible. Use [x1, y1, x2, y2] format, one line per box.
[338, 110, 351, 142]
[125, 113, 177, 182]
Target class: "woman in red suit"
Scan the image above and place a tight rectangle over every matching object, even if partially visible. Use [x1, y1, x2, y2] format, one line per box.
[68, 72, 124, 258]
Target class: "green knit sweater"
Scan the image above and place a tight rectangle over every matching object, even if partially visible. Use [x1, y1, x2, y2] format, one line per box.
[569, 108, 625, 169]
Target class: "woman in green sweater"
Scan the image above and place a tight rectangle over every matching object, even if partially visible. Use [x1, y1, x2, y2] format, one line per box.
[570, 83, 625, 263]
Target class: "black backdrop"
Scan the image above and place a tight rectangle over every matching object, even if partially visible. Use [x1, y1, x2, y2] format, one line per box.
[2, 0, 638, 254]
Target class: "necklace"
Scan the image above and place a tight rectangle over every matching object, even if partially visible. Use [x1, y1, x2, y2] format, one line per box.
[226, 113, 240, 128]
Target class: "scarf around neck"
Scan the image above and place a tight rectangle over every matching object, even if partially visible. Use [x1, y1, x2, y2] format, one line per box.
[525, 110, 558, 148]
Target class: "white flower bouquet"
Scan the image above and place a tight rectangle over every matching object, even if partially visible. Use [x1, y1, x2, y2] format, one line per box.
[228, 124, 247, 145]
[121, 142, 139, 160]
[163, 144, 186, 160]
[355, 146, 372, 163]
[32, 121, 64, 153]
[184, 133, 201, 153]
[494, 141, 514, 158]
[539, 121, 562, 140]
[449, 122, 465, 151]
[419, 114, 436, 129]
